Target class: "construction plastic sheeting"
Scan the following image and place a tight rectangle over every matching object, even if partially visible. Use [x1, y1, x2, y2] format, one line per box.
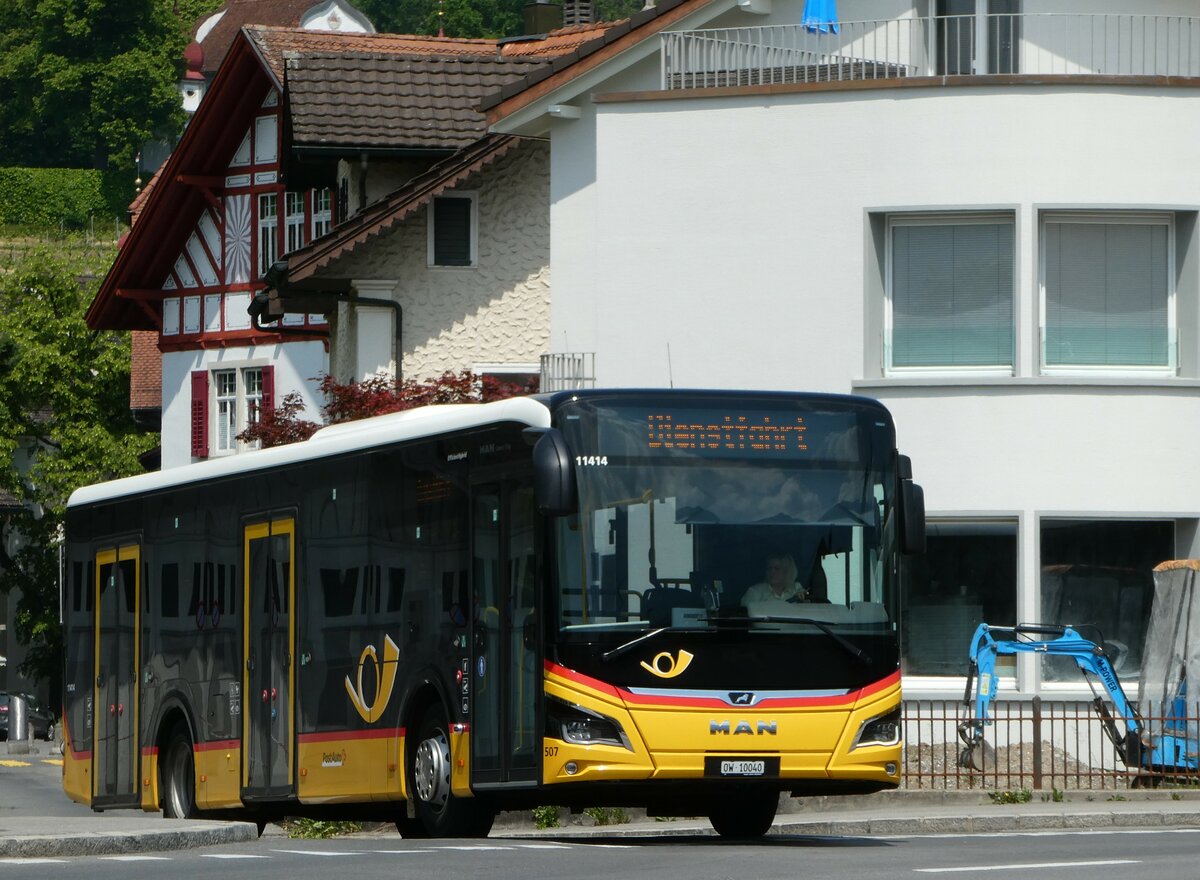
[1139, 560, 1200, 744]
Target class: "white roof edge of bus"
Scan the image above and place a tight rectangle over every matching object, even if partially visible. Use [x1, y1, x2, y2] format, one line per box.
[68, 396, 552, 509]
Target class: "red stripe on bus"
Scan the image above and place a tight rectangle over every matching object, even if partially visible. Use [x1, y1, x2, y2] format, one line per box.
[544, 660, 623, 698]
[547, 661, 901, 709]
[141, 746, 159, 757]
[297, 727, 405, 744]
[196, 739, 240, 752]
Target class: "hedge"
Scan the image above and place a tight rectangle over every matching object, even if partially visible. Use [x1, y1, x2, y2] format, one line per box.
[0, 167, 136, 228]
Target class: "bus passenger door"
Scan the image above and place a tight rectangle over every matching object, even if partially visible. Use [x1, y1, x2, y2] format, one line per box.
[470, 479, 539, 789]
[242, 518, 295, 800]
[93, 544, 140, 807]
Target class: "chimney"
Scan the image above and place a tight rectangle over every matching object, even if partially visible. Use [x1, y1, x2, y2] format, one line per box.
[562, 0, 593, 26]
[523, 1, 563, 33]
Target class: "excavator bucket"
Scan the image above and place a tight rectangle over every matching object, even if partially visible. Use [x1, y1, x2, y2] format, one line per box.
[957, 739, 996, 772]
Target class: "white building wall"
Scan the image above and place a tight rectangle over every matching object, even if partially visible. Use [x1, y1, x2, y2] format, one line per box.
[329, 141, 551, 381]
[545, 78, 1200, 695]
[161, 341, 326, 470]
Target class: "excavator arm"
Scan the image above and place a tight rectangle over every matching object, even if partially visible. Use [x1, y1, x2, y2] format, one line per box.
[957, 623, 1143, 771]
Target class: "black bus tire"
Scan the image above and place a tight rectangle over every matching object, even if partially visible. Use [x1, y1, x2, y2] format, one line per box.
[161, 728, 199, 819]
[707, 790, 778, 839]
[410, 706, 494, 838]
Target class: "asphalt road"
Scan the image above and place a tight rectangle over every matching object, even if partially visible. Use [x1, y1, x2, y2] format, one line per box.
[3, 826, 1200, 879]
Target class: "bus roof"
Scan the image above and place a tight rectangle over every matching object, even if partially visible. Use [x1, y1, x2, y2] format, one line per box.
[68, 396, 553, 509]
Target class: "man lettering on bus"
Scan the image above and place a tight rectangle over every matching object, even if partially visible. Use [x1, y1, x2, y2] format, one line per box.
[743, 553, 807, 604]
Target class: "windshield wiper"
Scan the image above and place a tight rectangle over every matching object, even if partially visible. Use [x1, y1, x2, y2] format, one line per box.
[718, 616, 874, 666]
[602, 627, 668, 662]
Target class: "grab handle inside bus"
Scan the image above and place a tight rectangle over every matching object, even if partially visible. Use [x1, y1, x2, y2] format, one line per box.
[525, 427, 577, 515]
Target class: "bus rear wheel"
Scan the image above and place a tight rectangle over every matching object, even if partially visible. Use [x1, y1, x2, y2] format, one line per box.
[161, 728, 198, 819]
[410, 707, 494, 838]
[707, 790, 778, 839]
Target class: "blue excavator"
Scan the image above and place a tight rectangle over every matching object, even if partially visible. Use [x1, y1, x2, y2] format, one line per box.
[957, 561, 1200, 777]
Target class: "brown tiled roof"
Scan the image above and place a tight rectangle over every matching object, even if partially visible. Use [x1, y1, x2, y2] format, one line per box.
[246, 26, 501, 82]
[285, 52, 549, 150]
[129, 331, 162, 412]
[285, 134, 521, 283]
[481, 0, 702, 115]
[195, 0, 365, 76]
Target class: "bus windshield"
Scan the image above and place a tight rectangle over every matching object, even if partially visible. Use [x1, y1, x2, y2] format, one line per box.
[552, 394, 899, 637]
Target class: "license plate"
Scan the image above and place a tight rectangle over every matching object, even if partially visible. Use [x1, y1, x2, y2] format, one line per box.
[704, 756, 780, 778]
[722, 760, 765, 776]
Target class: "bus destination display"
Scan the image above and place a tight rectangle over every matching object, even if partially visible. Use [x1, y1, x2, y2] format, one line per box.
[646, 412, 808, 455]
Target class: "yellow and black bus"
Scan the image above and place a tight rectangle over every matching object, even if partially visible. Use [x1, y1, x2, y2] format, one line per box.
[62, 388, 924, 838]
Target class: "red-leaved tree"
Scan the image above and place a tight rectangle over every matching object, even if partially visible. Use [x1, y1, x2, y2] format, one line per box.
[238, 370, 537, 449]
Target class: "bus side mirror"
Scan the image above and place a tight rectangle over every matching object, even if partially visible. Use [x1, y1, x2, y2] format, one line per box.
[525, 427, 577, 516]
[896, 453, 925, 555]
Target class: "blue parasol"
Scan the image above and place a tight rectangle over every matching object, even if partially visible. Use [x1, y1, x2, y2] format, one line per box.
[802, 0, 839, 34]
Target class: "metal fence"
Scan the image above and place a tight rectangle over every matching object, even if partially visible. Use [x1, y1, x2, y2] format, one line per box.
[902, 698, 1200, 791]
[662, 14, 1200, 90]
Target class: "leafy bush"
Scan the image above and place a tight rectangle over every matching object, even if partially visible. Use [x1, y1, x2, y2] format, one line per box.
[284, 818, 363, 839]
[0, 168, 134, 228]
[988, 788, 1032, 805]
[239, 370, 537, 449]
[583, 806, 630, 826]
[531, 805, 561, 829]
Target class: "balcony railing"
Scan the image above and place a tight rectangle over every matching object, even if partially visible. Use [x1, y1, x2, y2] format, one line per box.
[662, 14, 1200, 90]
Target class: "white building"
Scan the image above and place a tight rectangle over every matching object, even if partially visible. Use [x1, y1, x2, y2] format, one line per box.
[482, 0, 1200, 698]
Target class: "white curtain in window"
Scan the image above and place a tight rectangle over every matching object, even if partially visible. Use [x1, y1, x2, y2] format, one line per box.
[892, 221, 1013, 368]
[1044, 221, 1169, 367]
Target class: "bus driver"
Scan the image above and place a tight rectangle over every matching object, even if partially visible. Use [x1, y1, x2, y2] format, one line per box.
[743, 553, 808, 604]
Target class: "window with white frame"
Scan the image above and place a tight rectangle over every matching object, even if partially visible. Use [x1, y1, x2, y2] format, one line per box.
[285, 192, 305, 254]
[214, 369, 238, 453]
[211, 366, 267, 455]
[258, 192, 278, 276]
[886, 213, 1014, 372]
[429, 193, 476, 267]
[312, 187, 332, 239]
[1041, 212, 1174, 371]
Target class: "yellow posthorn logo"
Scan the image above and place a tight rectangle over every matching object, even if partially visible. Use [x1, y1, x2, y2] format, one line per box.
[640, 649, 695, 679]
[345, 634, 400, 722]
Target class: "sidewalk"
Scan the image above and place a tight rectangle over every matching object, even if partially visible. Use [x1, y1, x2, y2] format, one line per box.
[5, 789, 1200, 858]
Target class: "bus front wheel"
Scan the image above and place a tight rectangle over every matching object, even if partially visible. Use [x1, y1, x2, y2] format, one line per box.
[410, 707, 494, 837]
[707, 790, 778, 839]
[161, 728, 198, 819]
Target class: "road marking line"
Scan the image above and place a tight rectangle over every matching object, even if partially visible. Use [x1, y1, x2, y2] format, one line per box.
[0, 859, 68, 865]
[271, 849, 365, 857]
[201, 854, 270, 859]
[41, 759, 63, 766]
[915, 860, 1141, 873]
[428, 845, 516, 851]
[101, 855, 172, 861]
[515, 843, 573, 849]
[0, 760, 31, 768]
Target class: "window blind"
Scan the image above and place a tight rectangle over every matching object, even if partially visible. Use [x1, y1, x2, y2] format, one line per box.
[891, 221, 1014, 368]
[1044, 221, 1169, 367]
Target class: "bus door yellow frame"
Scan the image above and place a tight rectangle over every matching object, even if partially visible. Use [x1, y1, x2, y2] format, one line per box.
[92, 544, 140, 806]
[242, 518, 296, 797]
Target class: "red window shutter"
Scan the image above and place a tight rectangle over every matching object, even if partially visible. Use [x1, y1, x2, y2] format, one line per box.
[190, 370, 209, 458]
[261, 365, 275, 417]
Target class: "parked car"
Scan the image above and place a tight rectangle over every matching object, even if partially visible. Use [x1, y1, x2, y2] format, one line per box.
[0, 692, 55, 741]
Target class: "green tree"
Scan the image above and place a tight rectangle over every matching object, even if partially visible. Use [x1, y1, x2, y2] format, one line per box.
[0, 0, 189, 169]
[0, 246, 157, 692]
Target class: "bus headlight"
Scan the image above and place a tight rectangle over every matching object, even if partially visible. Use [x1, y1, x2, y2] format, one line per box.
[852, 706, 901, 749]
[546, 698, 632, 750]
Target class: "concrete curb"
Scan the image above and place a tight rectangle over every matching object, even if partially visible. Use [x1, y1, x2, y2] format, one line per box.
[0, 821, 258, 858]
